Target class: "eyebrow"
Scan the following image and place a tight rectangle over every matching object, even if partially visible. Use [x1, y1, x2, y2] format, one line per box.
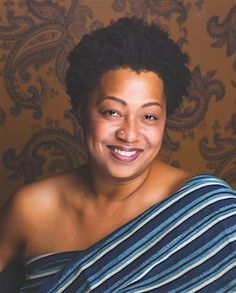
[100, 96, 162, 108]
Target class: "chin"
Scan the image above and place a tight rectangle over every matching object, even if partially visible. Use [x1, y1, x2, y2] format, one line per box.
[98, 161, 151, 182]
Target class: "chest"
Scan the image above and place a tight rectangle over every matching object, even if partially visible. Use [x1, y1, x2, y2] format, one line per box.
[23, 201, 139, 257]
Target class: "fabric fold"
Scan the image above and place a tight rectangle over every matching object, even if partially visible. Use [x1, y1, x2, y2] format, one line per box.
[20, 174, 236, 292]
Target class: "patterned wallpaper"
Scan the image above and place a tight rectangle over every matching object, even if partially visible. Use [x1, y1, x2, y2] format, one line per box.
[0, 0, 235, 207]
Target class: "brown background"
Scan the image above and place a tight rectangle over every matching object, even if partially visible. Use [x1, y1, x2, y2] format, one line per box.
[0, 0, 235, 208]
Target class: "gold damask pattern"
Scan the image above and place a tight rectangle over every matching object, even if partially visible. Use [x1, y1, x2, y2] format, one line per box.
[0, 0, 235, 207]
[207, 4, 236, 57]
[199, 113, 236, 184]
[2, 127, 86, 183]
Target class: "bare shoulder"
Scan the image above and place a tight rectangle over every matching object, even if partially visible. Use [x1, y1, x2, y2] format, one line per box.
[8, 175, 64, 211]
[150, 160, 192, 196]
[8, 169, 84, 218]
[0, 169, 83, 268]
[161, 161, 191, 180]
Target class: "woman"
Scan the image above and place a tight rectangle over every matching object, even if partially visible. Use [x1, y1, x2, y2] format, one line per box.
[0, 17, 235, 292]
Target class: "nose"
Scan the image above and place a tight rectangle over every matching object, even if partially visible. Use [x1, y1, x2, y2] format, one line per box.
[116, 119, 140, 143]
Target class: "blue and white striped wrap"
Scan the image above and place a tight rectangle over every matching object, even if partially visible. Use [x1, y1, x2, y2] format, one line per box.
[20, 174, 236, 292]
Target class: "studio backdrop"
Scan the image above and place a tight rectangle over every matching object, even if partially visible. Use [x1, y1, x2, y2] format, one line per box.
[0, 0, 235, 207]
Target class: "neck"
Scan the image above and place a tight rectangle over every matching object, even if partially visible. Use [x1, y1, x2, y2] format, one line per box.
[86, 164, 152, 204]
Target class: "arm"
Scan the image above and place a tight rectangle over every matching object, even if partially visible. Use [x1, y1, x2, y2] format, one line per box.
[0, 177, 65, 270]
[0, 190, 29, 291]
[0, 192, 26, 272]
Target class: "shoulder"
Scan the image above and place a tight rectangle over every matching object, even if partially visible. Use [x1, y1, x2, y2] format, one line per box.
[0, 169, 85, 266]
[1, 169, 83, 234]
[152, 160, 192, 182]
[0, 176, 59, 237]
[151, 161, 192, 195]
[9, 175, 65, 212]
[178, 175, 236, 277]
[9, 170, 83, 216]
[184, 175, 236, 246]
[180, 174, 236, 224]
[183, 173, 235, 194]
[180, 173, 236, 201]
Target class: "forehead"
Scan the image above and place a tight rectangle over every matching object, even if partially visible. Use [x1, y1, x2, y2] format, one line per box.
[93, 67, 165, 105]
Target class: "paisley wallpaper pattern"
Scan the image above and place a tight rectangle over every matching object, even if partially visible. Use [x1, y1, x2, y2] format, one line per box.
[0, 0, 235, 207]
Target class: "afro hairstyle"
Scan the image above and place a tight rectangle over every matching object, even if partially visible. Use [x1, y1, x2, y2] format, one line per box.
[65, 17, 191, 118]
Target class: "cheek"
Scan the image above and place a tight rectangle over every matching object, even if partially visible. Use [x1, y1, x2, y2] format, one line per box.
[87, 118, 115, 141]
[144, 122, 165, 136]
[150, 131, 164, 145]
[141, 124, 165, 147]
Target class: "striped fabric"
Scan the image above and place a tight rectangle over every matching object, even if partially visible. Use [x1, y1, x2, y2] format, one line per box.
[20, 174, 236, 292]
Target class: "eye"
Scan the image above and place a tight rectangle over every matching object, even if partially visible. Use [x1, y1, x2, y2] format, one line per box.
[144, 114, 159, 121]
[100, 109, 121, 117]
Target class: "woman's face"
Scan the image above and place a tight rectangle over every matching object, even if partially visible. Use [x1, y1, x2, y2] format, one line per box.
[83, 67, 166, 181]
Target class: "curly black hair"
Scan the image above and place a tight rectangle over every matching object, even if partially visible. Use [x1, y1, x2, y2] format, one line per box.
[65, 17, 191, 118]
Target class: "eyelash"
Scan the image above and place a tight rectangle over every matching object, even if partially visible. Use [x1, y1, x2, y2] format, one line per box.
[100, 109, 159, 121]
[100, 109, 121, 117]
[144, 114, 159, 121]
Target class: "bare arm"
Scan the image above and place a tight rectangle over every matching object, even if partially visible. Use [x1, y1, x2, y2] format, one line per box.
[0, 192, 27, 272]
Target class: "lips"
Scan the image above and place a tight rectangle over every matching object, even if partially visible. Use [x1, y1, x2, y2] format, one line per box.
[107, 145, 143, 162]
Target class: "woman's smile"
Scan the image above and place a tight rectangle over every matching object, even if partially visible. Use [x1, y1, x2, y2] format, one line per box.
[107, 145, 143, 163]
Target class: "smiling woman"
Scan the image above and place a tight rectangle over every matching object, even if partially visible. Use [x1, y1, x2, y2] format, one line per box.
[85, 68, 166, 183]
[0, 17, 235, 292]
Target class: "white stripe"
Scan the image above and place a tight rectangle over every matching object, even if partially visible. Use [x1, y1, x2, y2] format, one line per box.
[25, 252, 59, 265]
[56, 182, 204, 292]
[26, 267, 60, 280]
[190, 261, 236, 293]
[90, 199, 236, 290]
[136, 234, 236, 292]
[116, 212, 236, 292]
[56, 182, 231, 292]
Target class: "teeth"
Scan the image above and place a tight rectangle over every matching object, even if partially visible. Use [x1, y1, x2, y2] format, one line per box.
[114, 148, 137, 157]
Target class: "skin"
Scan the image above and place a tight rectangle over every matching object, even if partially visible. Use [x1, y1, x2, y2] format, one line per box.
[0, 68, 191, 272]
[84, 68, 167, 196]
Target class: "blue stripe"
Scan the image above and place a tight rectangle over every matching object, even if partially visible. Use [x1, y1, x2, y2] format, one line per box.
[108, 212, 236, 292]
[80, 197, 236, 290]
[20, 174, 236, 292]
[120, 228, 236, 292]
